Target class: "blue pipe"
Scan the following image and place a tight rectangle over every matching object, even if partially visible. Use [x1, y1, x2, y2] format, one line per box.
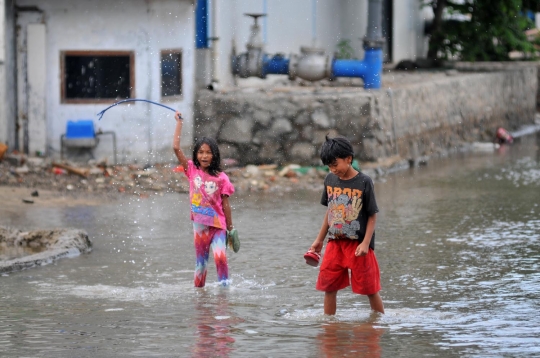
[262, 54, 290, 76]
[332, 48, 383, 89]
[195, 0, 208, 49]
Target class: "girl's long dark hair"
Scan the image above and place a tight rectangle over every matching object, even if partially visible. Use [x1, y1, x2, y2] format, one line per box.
[192, 137, 222, 176]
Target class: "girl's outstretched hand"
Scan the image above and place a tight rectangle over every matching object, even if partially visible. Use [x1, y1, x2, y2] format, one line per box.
[175, 111, 183, 121]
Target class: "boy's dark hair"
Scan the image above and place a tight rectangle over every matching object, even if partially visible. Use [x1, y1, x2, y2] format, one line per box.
[192, 136, 222, 176]
[320, 135, 355, 165]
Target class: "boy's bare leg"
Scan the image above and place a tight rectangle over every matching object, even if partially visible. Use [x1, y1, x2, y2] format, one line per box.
[367, 292, 385, 314]
[324, 291, 338, 315]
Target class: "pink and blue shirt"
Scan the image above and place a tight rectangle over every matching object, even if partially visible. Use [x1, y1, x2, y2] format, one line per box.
[185, 160, 234, 229]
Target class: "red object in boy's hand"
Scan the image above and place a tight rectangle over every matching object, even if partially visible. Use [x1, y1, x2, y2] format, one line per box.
[304, 251, 321, 267]
[173, 165, 184, 173]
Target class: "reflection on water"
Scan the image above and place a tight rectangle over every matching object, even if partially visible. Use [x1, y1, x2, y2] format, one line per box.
[317, 319, 384, 357]
[0, 134, 539, 357]
[190, 291, 236, 357]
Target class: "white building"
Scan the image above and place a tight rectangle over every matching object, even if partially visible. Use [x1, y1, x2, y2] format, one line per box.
[0, 0, 427, 164]
[202, 0, 428, 89]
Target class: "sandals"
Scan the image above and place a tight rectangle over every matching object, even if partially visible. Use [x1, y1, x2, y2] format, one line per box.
[227, 229, 240, 253]
[303, 251, 321, 267]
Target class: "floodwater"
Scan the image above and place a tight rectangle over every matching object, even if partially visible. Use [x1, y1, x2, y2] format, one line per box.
[1, 134, 540, 358]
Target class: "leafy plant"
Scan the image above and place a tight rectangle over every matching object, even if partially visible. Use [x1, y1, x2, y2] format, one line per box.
[335, 39, 356, 60]
[423, 0, 540, 61]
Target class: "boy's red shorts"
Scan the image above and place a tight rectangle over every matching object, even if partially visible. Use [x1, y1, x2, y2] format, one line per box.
[316, 239, 381, 295]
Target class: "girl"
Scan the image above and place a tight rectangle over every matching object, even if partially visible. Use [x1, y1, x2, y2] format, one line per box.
[173, 111, 235, 287]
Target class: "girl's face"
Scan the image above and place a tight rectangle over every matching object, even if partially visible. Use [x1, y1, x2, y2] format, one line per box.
[328, 156, 352, 179]
[197, 143, 213, 171]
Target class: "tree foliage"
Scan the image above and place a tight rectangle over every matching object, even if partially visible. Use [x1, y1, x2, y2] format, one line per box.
[424, 0, 540, 61]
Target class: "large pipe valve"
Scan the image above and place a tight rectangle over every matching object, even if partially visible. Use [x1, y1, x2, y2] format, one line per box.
[289, 47, 332, 82]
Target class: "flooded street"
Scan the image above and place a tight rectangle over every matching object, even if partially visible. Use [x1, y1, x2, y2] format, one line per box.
[1, 134, 540, 357]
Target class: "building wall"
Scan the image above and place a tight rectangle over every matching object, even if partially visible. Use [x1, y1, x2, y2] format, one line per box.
[13, 0, 194, 164]
[0, 0, 5, 144]
[0, 0, 16, 148]
[209, 0, 426, 88]
[392, 0, 428, 63]
[339, 0, 368, 60]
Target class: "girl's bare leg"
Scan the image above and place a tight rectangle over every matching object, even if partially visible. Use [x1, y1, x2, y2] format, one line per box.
[324, 291, 338, 315]
[368, 292, 385, 314]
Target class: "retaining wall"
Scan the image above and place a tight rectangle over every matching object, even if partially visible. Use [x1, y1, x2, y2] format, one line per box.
[194, 64, 537, 166]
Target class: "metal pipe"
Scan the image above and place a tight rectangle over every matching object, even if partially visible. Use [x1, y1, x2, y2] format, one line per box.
[386, 88, 399, 156]
[332, 48, 382, 88]
[195, 0, 208, 49]
[262, 54, 289, 76]
[364, 0, 384, 49]
[211, 0, 219, 83]
[231, 0, 384, 89]
[311, 0, 317, 47]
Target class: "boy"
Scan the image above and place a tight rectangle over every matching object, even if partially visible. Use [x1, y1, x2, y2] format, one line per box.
[309, 135, 384, 315]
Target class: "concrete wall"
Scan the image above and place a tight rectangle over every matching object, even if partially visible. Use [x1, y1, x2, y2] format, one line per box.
[195, 88, 372, 165]
[374, 67, 537, 160]
[194, 65, 537, 166]
[13, 0, 195, 164]
[0, 0, 5, 144]
[0, 0, 16, 148]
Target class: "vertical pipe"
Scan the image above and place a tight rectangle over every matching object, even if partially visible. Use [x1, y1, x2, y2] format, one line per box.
[311, 0, 317, 46]
[211, 0, 219, 83]
[195, 0, 208, 49]
[365, 0, 384, 47]
[263, 0, 268, 44]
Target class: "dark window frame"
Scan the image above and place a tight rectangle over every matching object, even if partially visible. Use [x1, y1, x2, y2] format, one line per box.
[60, 50, 135, 104]
[160, 49, 183, 101]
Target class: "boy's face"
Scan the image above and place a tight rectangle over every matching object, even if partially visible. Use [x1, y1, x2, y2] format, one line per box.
[327, 156, 352, 179]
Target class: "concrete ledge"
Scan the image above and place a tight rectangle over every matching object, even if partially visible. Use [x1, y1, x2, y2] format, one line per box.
[0, 226, 92, 274]
[195, 64, 537, 165]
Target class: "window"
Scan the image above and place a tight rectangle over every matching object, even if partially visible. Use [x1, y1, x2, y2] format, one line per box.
[161, 50, 182, 98]
[61, 51, 135, 103]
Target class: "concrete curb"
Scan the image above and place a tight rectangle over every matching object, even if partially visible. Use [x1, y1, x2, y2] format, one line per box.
[0, 227, 92, 274]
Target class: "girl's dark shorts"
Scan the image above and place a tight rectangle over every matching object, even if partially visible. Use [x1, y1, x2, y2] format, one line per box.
[316, 239, 381, 295]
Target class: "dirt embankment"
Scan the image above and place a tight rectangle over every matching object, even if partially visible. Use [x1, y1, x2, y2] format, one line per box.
[0, 155, 345, 208]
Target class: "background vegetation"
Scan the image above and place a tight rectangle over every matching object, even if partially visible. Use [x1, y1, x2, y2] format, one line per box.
[424, 0, 540, 61]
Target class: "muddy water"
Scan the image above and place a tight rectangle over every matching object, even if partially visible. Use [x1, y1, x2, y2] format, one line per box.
[1, 134, 539, 357]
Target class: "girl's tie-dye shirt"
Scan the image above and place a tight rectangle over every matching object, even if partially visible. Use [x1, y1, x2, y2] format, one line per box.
[185, 160, 234, 229]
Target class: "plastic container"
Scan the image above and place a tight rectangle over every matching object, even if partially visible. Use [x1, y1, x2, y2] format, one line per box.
[65, 120, 95, 139]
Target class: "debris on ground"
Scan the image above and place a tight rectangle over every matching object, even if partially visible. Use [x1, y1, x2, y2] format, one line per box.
[0, 143, 7, 161]
[0, 155, 333, 196]
[495, 127, 514, 145]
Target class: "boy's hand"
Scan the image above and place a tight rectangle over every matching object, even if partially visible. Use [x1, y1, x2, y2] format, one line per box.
[175, 111, 183, 121]
[355, 242, 369, 257]
[310, 238, 324, 254]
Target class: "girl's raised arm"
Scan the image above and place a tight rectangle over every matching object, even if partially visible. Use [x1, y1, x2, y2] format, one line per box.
[173, 111, 189, 171]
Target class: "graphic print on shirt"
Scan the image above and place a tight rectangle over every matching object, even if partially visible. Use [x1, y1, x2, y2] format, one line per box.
[191, 174, 222, 228]
[326, 186, 363, 239]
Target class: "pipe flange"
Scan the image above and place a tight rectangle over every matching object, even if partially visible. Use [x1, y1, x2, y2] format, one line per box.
[325, 55, 334, 80]
[363, 37, 385, 50]
[288, 53, 298, 80]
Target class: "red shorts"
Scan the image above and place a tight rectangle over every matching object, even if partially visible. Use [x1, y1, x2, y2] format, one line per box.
[316, 239, 381, 295]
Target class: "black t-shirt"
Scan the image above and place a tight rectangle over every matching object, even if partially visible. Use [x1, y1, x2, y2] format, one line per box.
[321, 171, 379, 249]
